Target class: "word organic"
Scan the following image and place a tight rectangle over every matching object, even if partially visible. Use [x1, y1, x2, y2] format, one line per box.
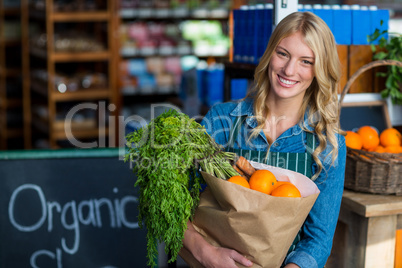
[8, 184, 139, 268]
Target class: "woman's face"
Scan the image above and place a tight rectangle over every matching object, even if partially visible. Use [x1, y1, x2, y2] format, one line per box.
[268, 31, 315, 103]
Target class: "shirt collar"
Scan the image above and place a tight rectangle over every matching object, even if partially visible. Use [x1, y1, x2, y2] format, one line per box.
[229, 98, 254, 117]
[230, 98, 258, 128]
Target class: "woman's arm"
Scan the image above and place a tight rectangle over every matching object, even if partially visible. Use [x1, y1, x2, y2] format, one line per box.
[283, 135, 347, 268]
[182, 221, 253, 268]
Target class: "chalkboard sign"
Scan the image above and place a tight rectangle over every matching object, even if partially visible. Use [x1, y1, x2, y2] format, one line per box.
[0, 148, 148, 268]
[340, 100, 392, 133]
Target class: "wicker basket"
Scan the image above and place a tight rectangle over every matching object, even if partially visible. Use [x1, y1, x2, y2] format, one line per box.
[340, 59, 402, 195]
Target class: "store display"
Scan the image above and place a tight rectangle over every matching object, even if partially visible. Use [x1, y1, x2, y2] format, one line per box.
[117, 0, 230, 121]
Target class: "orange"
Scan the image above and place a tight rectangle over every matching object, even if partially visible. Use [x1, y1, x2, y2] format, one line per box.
[380, 128, 402, 147]
[273, 181, 292, 190]
[249, 169, 277, 194]
[384, 145, 402, 154]
[357, 126, 380, 150]
[271, 183, 301, 198]
[374, 145, 385, 153]
[345, 131, 363, 150]
[227, 175, 250, 189]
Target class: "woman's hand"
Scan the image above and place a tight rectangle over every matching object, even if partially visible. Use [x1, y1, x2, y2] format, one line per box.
[183, 221, 253, 268]
[199, 245, 253, 268]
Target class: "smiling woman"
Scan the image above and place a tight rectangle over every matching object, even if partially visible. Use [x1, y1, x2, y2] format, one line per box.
[182, 11, 346, 268]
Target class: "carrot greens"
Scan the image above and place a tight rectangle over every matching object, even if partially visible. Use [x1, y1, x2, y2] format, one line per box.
[124, 109, 238, 267]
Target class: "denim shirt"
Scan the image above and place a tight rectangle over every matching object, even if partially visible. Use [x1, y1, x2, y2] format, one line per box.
[200, 98, 346, 268]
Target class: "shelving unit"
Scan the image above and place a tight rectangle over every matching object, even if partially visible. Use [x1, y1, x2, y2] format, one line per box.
[0, 0, 26, 149]
[25, 0, 117, 148]
[116, 1, 231, 137]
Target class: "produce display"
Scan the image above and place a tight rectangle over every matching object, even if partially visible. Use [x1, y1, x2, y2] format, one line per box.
[124, 109, 239, 267]
[345, 126, 402, 153]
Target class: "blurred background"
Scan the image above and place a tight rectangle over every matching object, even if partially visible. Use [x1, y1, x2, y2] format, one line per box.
[0, 0, 401, 150]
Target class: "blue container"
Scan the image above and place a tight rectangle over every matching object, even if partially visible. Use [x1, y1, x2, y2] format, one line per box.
[234, 6, 249, 63]
[247, 6, 257, 64]
[206, 67, 224, 107]
[370, 8, 389, 44]
[243, 6, 253, 63]
[231, 79, 249, 100]
[259, 4, 273, 62]
[232, 8, 242, 62]
[352, 5, 371, 45]
[196, 68, 208, 105]
[312, 5, 334, 33]
[332, 5, 352, 45]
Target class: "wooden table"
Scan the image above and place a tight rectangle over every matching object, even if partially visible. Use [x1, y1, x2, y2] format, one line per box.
[327, 189, 402, 268]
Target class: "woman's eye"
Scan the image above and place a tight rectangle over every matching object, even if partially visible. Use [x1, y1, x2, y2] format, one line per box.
[277, 51, 287, 57]
[302, 60, 313, 65]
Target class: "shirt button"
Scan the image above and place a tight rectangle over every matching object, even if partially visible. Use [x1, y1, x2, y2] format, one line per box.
[274, 142, 279, 147]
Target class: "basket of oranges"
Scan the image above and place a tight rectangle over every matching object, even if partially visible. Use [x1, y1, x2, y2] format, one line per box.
[340, 60, 402, 195]
[344, 126, 402, 195]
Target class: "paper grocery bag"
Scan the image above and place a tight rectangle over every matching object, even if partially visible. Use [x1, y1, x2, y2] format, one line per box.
[179, 162, 320, 268]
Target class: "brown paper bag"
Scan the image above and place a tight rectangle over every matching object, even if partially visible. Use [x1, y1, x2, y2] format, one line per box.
[179, 162, 320, 268]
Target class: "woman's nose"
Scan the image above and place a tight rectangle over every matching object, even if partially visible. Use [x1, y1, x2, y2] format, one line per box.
[283, 60, 297, 76]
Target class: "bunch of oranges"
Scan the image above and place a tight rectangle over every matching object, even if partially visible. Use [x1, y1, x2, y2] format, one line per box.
[227, 169, 301, 198]
[345, 126, 402, 154]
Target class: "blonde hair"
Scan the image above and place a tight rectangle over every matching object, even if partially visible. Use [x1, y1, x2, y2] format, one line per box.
[247, 12, 342, 179]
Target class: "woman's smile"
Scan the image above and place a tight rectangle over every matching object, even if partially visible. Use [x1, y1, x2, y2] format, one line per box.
[277, 75, 298, 87]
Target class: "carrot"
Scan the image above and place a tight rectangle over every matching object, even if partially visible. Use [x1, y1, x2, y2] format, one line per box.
[233, 165, 246, 177]
[235, 156, 256, 178]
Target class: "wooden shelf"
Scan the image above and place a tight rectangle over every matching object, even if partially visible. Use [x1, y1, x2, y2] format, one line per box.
[0, 97, 22, 108]
[24, 0, 117, 148]
[29, 9, 110, 22]
[52, 89, 111, 101]
[54, 127, 109, 140]
[31, 78, 110, 101]
[3, 7, 20, 16]
[51, 51, 111, 62]
[0, 67, 21, 78]
[119, 8, 229, 20]
[30, 47, 111, 62]
[0, 38, 22, 46]
[2, 127, 24, 138]
[51, 11, 111, 22]
[32, 115, 108, 141]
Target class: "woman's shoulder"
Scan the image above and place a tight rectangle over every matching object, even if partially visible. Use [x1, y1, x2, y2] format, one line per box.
[334, 132, 346, 148]
[205, 98, 254, 118]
